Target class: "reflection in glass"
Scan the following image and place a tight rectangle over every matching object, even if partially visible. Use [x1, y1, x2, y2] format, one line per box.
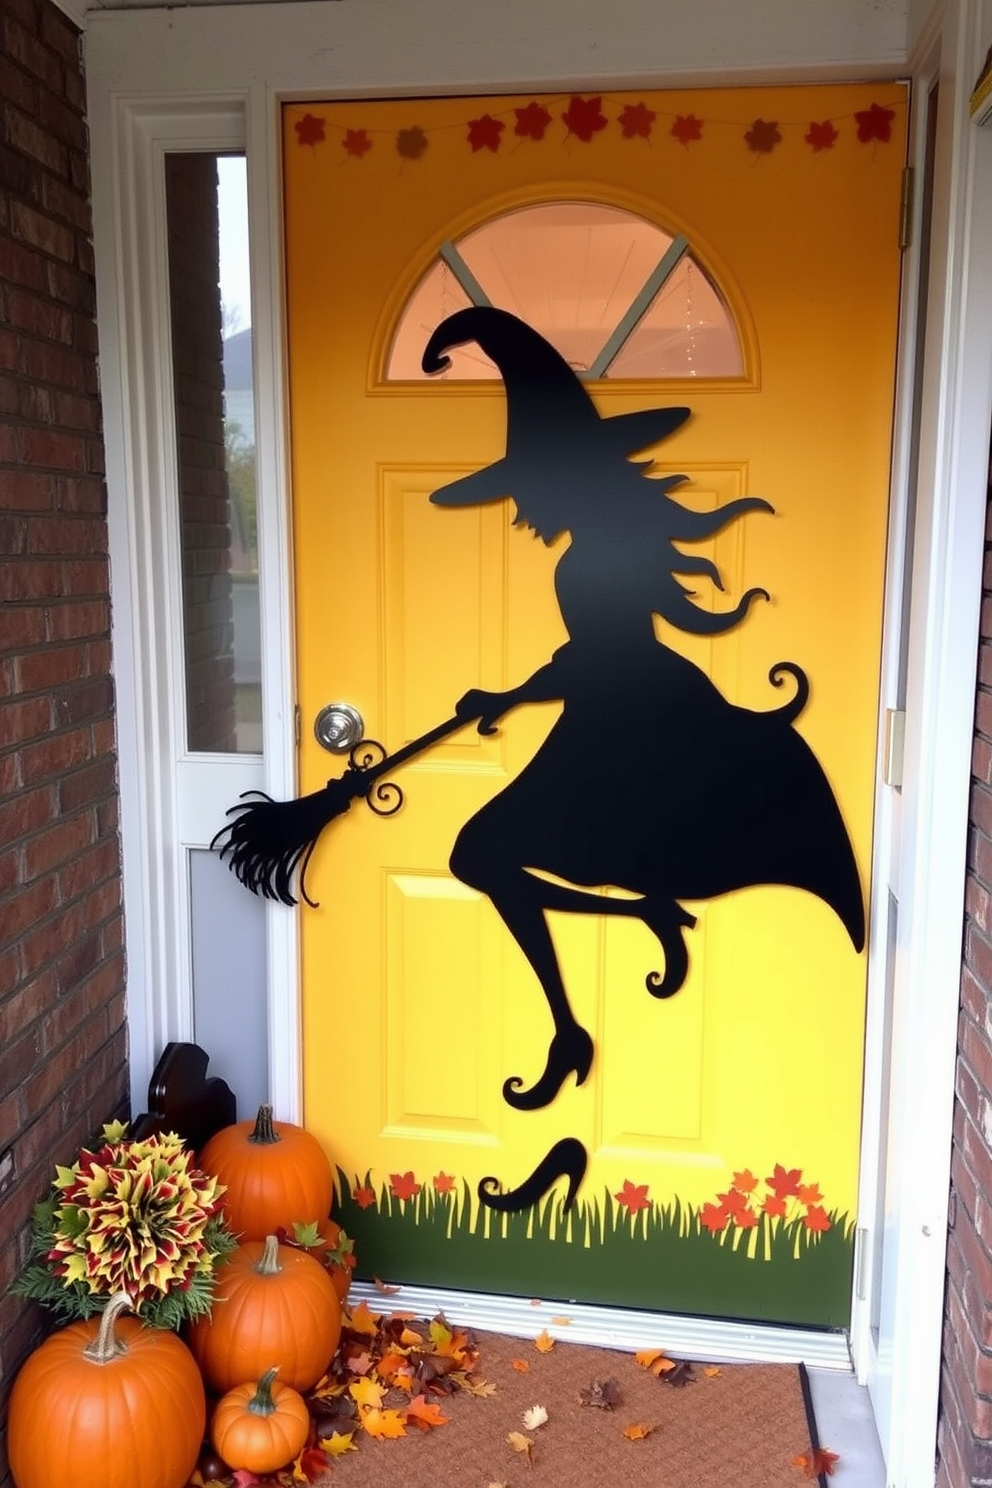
[387, 201, 743, 382]
[165, 151, 261, 753]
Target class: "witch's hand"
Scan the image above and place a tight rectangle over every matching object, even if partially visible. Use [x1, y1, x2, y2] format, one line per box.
[456, 688, 512, 736]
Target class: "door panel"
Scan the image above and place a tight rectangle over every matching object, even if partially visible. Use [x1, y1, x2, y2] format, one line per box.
[283, 85, 906, 1324]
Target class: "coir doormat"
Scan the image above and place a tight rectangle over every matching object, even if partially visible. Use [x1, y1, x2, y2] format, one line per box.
[196, 1309, 839, 1488]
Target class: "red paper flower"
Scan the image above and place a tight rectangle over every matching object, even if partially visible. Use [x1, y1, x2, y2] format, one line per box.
[295, 113, 326, 147]
[396, 126, 428, 160]
[855, 102, 896, 143]
[342, 128, 372, 159]
[699, 1201, 731, 1233]
[389, 1170, 422, 1202]
[433, 1172, 456, 1194]
[744, 118, 782, 154]
[514, 101, 553, 140]
[352, 1184, 376, 1210]
[671, 113, 704, 145]
[766, 1163, 803, 1198]
[467, 113, 505, 153]
[805, 119, 839, 152]
[615, 1179, 652, 1214]
[718, 1189, 758, 1227]
[802, 1204, 832, 1233]
[618, 102, 656, 140]
[562, 94, 608, 143]
[762, 1194, 788, 1218]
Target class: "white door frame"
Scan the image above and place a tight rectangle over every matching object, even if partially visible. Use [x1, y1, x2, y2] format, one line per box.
[85, 2, 992, 1481]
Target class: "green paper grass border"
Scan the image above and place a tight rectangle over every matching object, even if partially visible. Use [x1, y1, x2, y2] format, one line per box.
[334, 1171, 854, 1328]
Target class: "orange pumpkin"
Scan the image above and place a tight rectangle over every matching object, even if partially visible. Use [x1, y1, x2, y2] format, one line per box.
[8, 1292, 205, 1488]
[211, 1367, 310, 1474]
[187, 1234, 341, 1393]
[198, 1103, 334, 1239]
[279, 1217, 356, 1303]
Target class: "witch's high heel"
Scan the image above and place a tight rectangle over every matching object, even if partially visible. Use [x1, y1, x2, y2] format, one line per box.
[479, 1137, 588, 1213]
[644, 901, 696, 999]
[502, 1023, 594, 1111]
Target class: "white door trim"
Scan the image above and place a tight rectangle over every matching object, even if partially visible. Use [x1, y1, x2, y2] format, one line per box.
[89, 91, 302, 1121]
[84, 5, 992, 1478]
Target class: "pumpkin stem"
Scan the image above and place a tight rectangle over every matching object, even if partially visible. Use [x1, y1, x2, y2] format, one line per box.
[247, 1366, 280, 1416]
[83, 1292, 133, 1363]
[248, 1103, 281, 1146]
[256, 1234, 283, 1275]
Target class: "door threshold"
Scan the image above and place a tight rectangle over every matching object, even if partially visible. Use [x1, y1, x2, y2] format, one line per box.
[348, 1279, 852, 1369]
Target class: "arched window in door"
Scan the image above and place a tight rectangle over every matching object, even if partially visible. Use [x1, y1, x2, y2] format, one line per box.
[386, 201, 744, 382]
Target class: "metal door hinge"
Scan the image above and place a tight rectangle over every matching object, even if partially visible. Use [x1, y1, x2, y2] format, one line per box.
[899, 166, 915, 250]
[884, 708, 906, 788]
[854, 1225, 870, 1301]
[294, 703, 302, 747]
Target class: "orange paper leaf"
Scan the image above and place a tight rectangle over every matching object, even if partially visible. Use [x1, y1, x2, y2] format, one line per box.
[793, 1447, 841, 1478]
[349, 1376, 386, 1409]
[361, 1406, 408, 1439]
[622, 1422, 656, 1441]
[511, 1359, 531, 1373]
[347, 1299, 380, 1336]
[320, 1431, 358, 1457]
[405, 1394, 450, 1431]
[534, 1330, 555, 1353]
[507, 1430, 535, 1460]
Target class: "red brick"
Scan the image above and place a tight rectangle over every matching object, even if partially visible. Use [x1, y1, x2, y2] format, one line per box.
[0, 693, 51, 747]
[60, 556, 108, 596]
[0, 232, 46, 293]
[56, 757, 116, 815]
[0, 782, 54, 841]
[4, 104, 65, 175]
[36, 87, 86, 156]
[46, 598, 107, 642]
[22, 809, 93, 880]
[17, 725, 90, 784]
[0, 468, 53, 510]
[8, 198, 73, 263]
[56, 474, 104, 514]
[18, 425, 86, 472]
[25, 513, 104, 556]
[0, 970, 57, 1046]
[0, 873, 58, 945]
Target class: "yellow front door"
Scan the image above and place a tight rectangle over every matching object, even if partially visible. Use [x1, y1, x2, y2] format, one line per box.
[282, 85, 906, 1326]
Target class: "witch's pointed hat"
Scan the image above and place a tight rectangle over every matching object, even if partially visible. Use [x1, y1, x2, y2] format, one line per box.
[421, 306, 690, 507]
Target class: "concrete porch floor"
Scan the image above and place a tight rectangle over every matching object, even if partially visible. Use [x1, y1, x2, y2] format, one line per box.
[808, 1368, 887, 1484]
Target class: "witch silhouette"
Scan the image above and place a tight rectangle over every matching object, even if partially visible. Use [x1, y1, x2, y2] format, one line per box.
[418, 307, 864, 1138]
[215, 305, 865, 1211]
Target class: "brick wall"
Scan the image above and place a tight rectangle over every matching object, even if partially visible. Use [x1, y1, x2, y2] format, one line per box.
[0, 1, 127, 1483]
[937, 430, 992, 1488]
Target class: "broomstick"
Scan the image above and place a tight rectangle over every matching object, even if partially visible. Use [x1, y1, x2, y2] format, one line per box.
[212, 714, 466, 907]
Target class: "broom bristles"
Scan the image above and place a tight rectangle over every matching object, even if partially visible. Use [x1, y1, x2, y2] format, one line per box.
[211, 775, 363, 907]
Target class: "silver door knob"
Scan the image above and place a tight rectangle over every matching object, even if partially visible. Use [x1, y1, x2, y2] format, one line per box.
[313, 701, 365, 753]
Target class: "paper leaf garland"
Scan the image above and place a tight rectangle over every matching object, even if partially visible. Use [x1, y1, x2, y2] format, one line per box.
[855, 102, 896, 142]
[343, 128, 372, 158]
[396, 126, 428, 160]
[295, 113, 326, 147]
[745, 118, 782, 153]
[618, 102, 656, 140]
[514, 101, 552, 140]
[671, 113, 704, 145]
[562, 94, 608, 142]
[805, 120, 839, 152]
[468, 114, 505, 153]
